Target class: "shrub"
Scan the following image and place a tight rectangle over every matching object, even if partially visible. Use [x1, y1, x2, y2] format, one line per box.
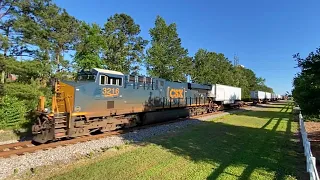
[5, 80, 52, 111]
[0, 95, 27, 130]
[0, 83, 4, 97]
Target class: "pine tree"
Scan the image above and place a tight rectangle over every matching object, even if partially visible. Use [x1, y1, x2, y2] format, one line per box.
[102, 13, 148, 74]
[12, 0, 80, 82]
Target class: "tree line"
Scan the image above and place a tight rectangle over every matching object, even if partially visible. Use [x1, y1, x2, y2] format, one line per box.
[0, 0, 273, 129]
[292, 47, 320, 120]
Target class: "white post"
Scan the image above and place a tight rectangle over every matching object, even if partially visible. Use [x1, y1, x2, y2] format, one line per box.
[311, 156, 319, 180]
[307, 155, 310, 172]
[298, 110, 320, 180]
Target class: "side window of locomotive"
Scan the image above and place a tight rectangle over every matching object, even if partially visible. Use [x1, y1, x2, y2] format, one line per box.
[107, 77, 123, 86]
[116, 78, 122, 86]
[100, 75, 122, 86]
[100, 75, 108, 85]
[108, 77, 113, 85]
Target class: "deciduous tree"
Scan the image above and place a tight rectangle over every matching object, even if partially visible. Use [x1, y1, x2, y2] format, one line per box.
[146, 16, 191, 82]
[292, 47, 320, 118]
[191, 48, 273, 98]
[191, 49, 234, 85]
[74, 22, 104, 70]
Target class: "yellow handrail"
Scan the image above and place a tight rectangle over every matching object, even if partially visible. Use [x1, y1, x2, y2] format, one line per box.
[65, 94, 72, 128]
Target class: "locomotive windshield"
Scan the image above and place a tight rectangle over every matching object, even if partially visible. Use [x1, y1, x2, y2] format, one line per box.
[76, 70, 97, 81]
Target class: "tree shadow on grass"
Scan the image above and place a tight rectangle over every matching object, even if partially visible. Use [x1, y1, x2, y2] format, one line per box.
[254, 104, 285, 109]
[273, 103, 290, 106]
[140, 101, 306, 179]
[229, 102, 295, 120]
[229, 110, 289, 120]
[252, 101, 294, 111]
[146, 116, 306, 180]
[45, 101, 307, 180]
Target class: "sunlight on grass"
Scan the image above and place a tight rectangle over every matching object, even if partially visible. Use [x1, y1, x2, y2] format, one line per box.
[48, 101, 304, 180]
[215, 163, 247, 179]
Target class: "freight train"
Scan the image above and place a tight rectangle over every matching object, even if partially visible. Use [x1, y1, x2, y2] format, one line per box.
[32, 68, 243, 143]
[250, 90, 283, 104]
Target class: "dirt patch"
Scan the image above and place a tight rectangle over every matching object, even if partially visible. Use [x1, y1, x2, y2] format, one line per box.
[305, 122, 320, 140]
[305, 122, 320, 174]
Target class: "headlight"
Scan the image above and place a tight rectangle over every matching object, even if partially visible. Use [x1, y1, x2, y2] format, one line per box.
[44, 108, 48, 113]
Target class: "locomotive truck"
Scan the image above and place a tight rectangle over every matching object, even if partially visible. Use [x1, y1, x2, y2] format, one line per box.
[32, 68, 242, 143]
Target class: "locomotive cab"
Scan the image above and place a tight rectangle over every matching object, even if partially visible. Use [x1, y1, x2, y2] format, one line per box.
[96, 69, 124, 100]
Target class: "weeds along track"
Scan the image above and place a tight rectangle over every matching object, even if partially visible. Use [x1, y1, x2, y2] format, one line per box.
[0, 105, 250, 158]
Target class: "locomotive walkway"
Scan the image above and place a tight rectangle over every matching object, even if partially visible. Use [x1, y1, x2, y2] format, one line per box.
[11, 101, 307, 180]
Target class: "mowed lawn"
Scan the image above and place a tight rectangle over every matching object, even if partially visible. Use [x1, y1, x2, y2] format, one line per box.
[48, 102, 305, 180]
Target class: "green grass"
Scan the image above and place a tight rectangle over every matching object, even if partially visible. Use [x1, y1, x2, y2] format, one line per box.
[47, 101, 305, 180]
[0, 130, 19, 142]
[0, 128, 30, 142]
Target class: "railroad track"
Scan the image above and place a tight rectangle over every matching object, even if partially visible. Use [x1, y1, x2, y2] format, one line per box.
[0, 105, 251, 159]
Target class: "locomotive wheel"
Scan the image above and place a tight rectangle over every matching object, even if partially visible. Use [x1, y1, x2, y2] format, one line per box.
[32, 116, 55, 144]
[123, 115, 141, 128]
[32, 128, 54, 144]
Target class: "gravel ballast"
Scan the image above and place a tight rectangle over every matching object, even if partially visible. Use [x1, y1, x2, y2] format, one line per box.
[0, 110, 242, 179]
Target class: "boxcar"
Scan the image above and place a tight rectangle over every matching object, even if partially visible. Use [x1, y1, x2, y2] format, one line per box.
[265, 92, 271, 101]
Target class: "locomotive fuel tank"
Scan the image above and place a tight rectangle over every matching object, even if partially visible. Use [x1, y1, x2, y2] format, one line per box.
[141, 108, 190, 125]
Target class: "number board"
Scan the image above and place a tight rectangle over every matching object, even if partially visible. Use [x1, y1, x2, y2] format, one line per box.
[102, 88, 120, 97]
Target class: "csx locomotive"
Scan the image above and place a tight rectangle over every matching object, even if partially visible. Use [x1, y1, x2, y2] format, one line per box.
[32, 68, 242, 143]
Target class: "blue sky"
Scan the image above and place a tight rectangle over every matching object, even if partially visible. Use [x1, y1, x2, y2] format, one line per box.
[54, 0, 320, 95]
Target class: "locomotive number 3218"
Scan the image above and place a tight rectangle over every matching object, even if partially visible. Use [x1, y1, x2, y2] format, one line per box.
[102, 88, 120, 97]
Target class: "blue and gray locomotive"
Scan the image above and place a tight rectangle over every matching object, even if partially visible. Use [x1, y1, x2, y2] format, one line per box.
[32, 68, 239, 143]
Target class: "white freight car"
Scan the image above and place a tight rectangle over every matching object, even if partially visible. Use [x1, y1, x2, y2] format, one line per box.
[250, 91, 265, 100]
[208, 84, 241, 104]
[277, 94, 281, 99]
[265, 92, 271, 101]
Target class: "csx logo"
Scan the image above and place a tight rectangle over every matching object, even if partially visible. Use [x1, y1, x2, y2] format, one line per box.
[169, 88, 184, 98]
